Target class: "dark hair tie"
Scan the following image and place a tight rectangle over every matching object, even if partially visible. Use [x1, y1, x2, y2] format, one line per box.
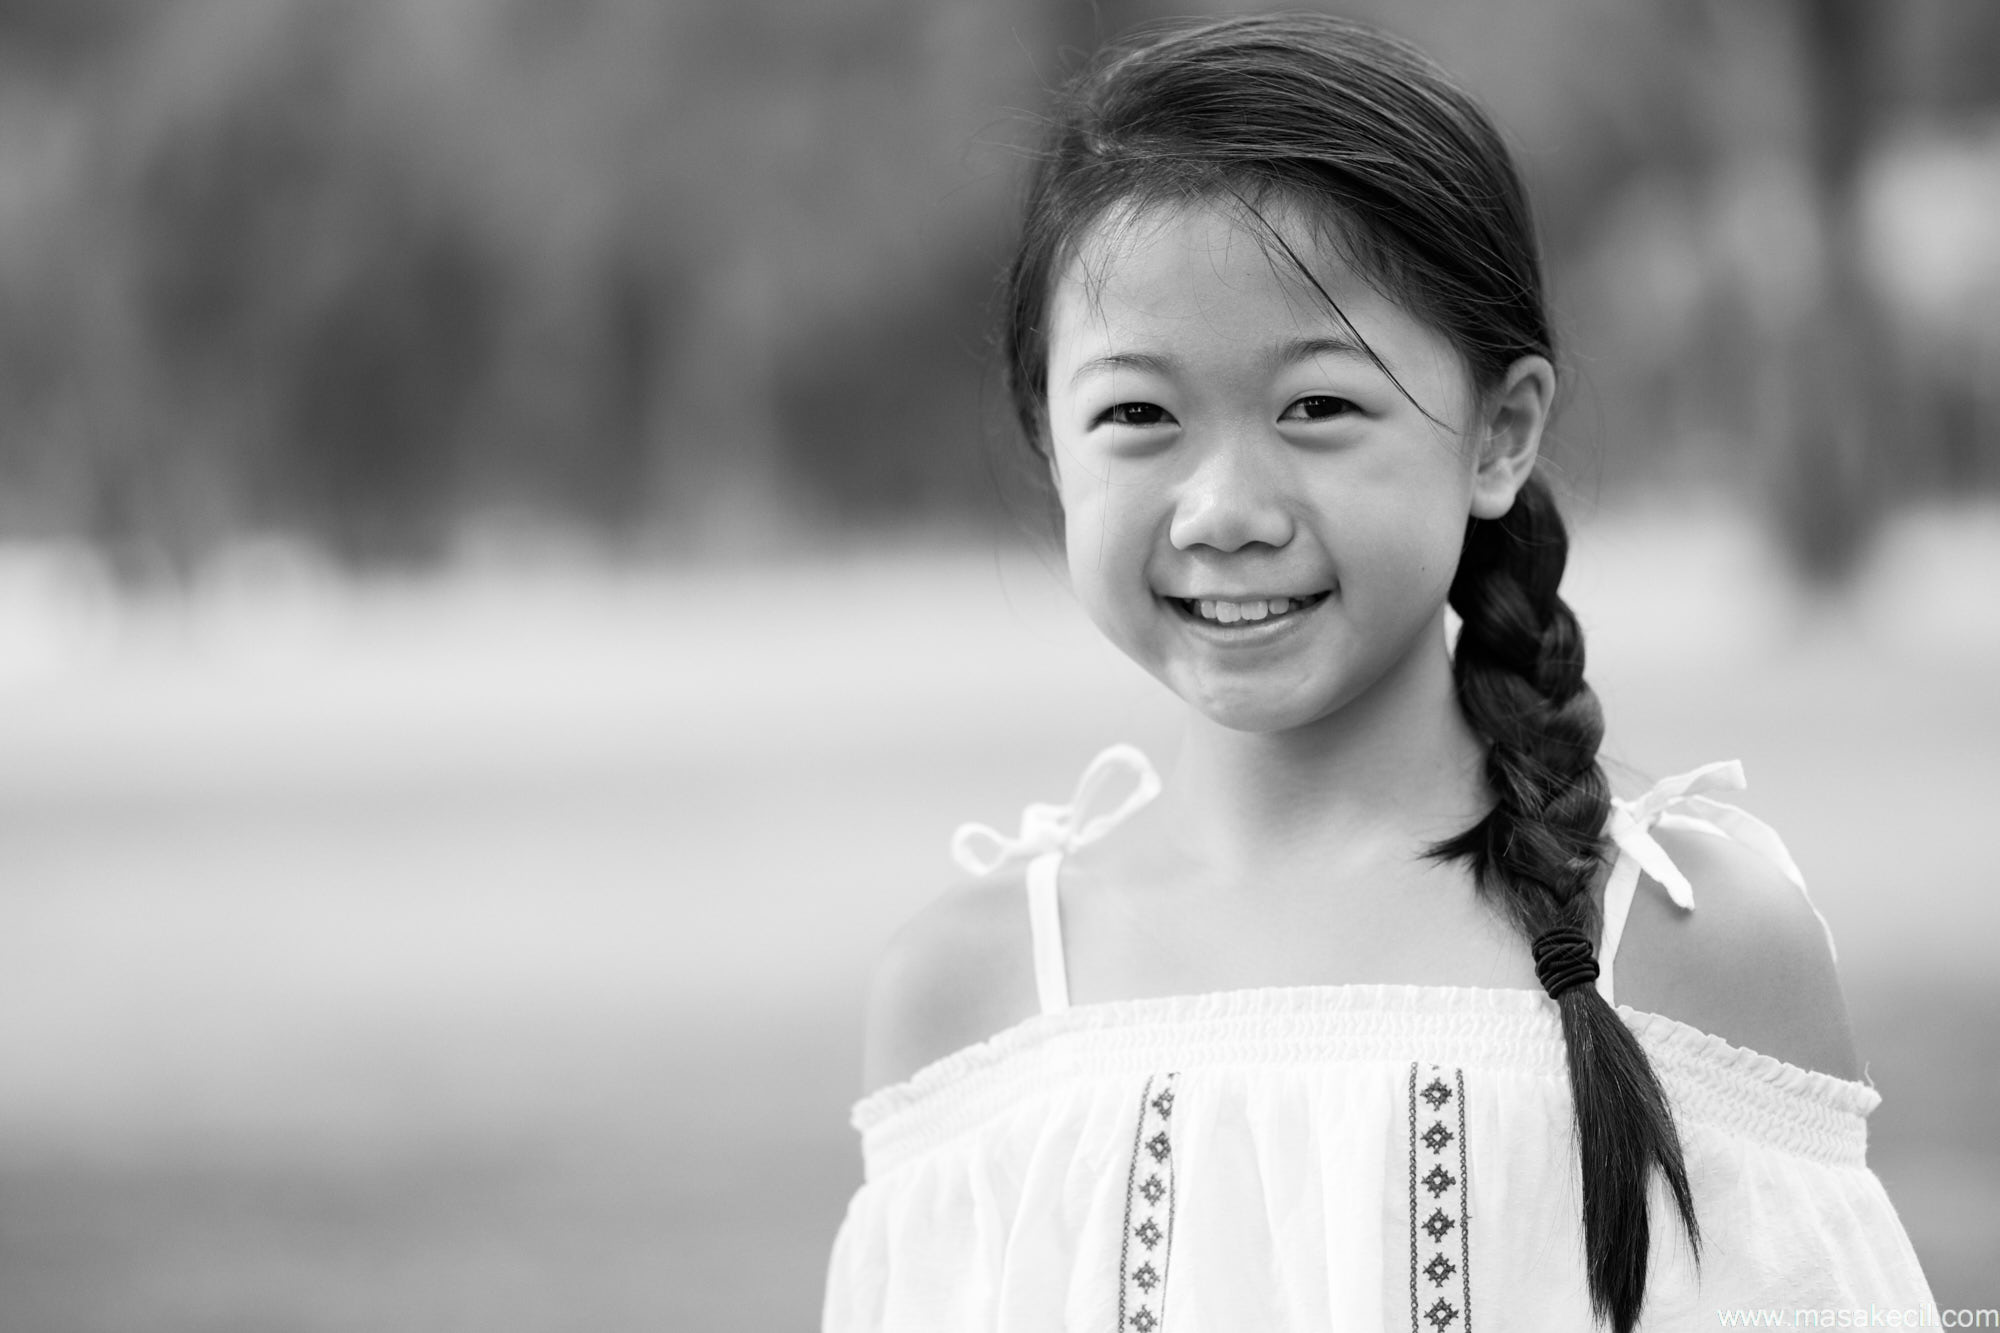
[1531, 927, 1600, 1000]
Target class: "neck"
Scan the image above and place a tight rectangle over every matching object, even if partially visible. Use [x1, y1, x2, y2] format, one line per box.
[1161, 617, 1489, 882]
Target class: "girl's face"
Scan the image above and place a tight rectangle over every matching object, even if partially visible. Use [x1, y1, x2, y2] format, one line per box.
[1044, 200, 1538, 734]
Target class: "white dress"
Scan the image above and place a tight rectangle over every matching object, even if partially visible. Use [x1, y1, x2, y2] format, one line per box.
[823, 748, 1933, 1332]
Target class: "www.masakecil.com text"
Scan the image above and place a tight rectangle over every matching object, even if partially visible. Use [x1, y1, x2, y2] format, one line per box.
[1717, 1307, 1996, 1327]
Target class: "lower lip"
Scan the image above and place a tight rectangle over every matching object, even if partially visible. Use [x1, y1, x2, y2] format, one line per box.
[1166, 593, 1331, 644]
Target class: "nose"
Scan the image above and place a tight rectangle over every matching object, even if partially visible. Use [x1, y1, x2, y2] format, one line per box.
[1168, 437, 1296, 553]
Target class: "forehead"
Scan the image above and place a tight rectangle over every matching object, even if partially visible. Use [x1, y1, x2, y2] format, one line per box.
[1053, 199, 1339, 338]
[1045, 198, 1451, 386]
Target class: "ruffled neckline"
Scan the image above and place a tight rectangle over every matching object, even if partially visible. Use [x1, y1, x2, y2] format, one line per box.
[853, 982, 1879, 1146]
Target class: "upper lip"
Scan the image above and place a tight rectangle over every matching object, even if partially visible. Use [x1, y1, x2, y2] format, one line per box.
[1166, 590, 1326, 601]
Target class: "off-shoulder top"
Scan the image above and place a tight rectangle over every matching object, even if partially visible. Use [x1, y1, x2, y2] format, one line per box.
[822, 749, 1933, 1332]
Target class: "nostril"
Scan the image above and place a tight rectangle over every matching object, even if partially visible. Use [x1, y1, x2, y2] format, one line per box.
[1168, 488, 1297, 554]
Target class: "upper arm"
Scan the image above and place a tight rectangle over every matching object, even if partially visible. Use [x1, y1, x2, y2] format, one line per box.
[1611, 825, 1860, 1080]
[861, 870, 1041, 1095]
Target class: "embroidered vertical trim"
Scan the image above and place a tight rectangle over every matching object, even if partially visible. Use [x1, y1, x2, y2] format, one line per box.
[1408, 1063, 1471, 1333]
[1118, 1072, 1179, 1333]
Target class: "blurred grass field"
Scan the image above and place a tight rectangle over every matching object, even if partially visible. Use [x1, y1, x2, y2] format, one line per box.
[0, 506, 1995, 1330]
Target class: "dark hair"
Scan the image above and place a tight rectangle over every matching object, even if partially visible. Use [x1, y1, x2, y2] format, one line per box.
[1001, 16, 1695, 1331]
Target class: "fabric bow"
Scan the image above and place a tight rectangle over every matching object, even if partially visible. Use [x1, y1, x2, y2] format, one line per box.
[1605, 759, 1836, 959]
[950, 744, 1163, 877]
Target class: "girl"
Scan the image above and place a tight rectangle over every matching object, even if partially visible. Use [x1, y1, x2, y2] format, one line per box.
[825, 15, 1932, 1332]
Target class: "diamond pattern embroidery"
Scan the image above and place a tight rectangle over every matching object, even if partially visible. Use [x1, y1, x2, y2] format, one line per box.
[1409, 1063, 1471, 1333]
[1119, 1072, 1179, 1333]
[1424, 1297, 1461, 1330]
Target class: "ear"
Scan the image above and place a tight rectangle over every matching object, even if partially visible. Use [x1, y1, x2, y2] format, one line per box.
[1468, 355, 1553, 520]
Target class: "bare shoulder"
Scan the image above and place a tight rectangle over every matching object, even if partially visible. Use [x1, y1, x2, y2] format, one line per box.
[861, 868, 1041, 1095]
[1611, 823, 1860, 1079]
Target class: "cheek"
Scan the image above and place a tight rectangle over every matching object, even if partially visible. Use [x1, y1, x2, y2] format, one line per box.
[1316, 456, 1472, 595]
[1061, 496, 1142, 600]
[1056, 467, 1160, 628]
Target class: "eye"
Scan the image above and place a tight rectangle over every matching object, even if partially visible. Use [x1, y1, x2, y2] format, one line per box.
[1096, 401, 1176, 428]
[1280, 394, 1359, 422]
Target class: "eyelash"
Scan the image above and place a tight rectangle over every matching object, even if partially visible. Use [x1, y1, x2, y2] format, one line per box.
[1280, 395, 1358, 422]
[1097, 402, 1174, 428]
[1093, 396, 1358, 428]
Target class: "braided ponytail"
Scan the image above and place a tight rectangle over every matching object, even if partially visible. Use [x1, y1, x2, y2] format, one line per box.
[1432, 475, 1699, 1331]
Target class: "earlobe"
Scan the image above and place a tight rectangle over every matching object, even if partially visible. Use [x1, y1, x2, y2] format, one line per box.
[1468, 355, 1553, 520]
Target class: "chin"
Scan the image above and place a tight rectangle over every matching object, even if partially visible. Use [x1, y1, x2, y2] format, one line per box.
[1181, 682, 1340, 735]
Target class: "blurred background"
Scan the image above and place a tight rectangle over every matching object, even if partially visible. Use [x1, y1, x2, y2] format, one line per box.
[0, 0, 1994, 1327]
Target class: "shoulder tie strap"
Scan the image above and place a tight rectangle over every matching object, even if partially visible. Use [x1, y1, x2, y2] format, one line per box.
[949, 743, 1163, 876]
[1597, 759, 1838, 1005]
[948, 744, 1163, 1015]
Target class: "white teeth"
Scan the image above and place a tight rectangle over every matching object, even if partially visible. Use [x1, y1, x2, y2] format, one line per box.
[1190, 596, 1307, 623]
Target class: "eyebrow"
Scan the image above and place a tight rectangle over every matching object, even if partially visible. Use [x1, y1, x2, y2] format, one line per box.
[1066, 334, 1374, 388]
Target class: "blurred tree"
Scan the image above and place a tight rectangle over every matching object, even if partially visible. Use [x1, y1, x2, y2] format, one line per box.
[0, 0, 146, 72]
[123, 5, 500, 565]
[1771, 0, 1892, 582]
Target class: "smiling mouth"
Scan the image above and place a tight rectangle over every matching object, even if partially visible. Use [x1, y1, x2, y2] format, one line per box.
[1168, 591, 1332, 625]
